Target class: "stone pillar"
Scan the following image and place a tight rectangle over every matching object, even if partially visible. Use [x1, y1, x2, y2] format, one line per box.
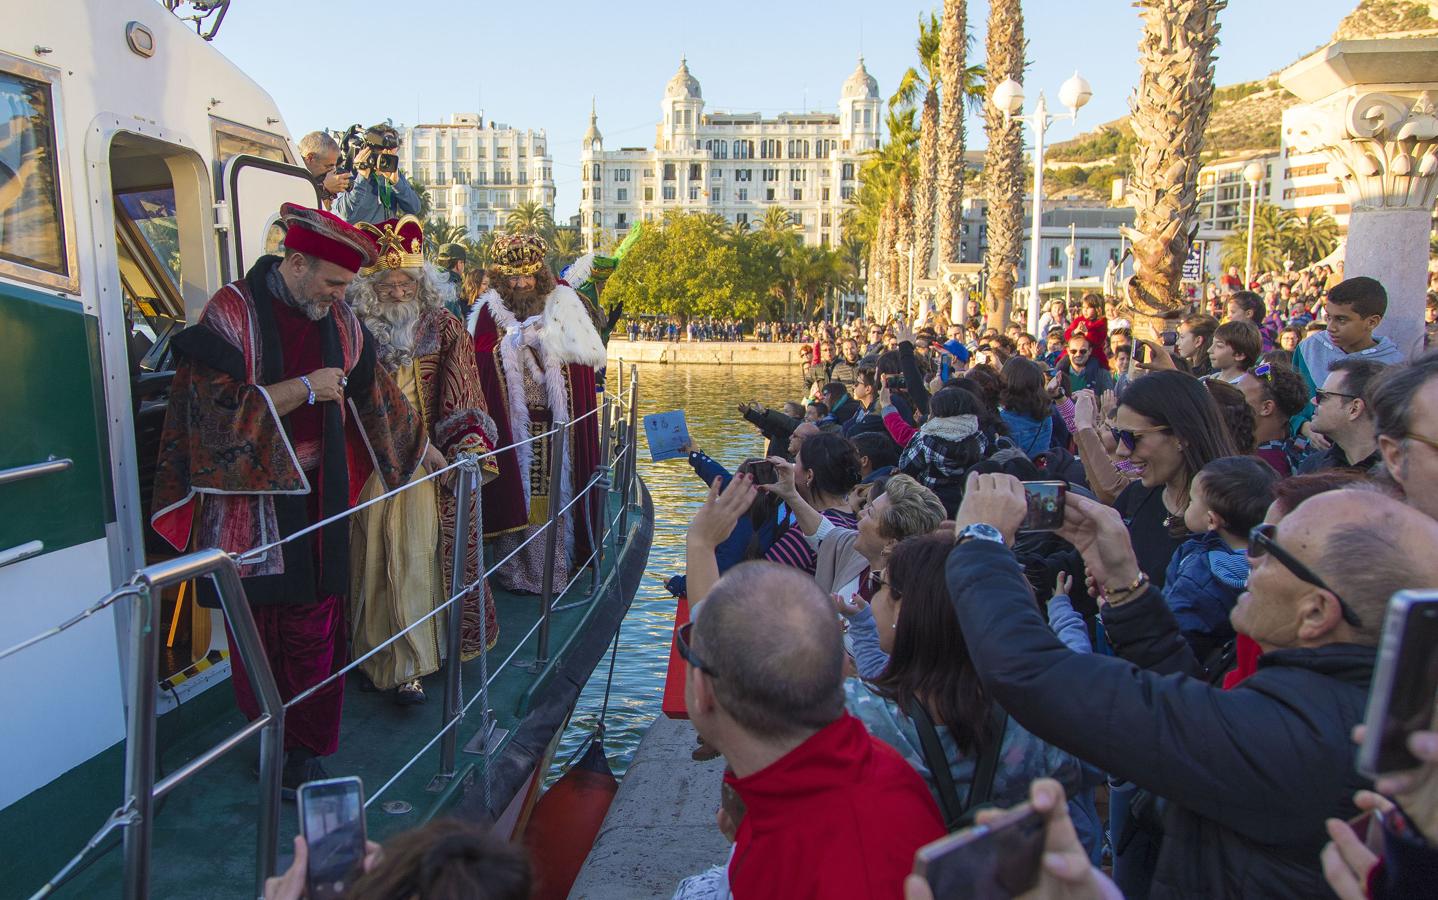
[1281, 40, 1438, 359]
[940, 262, 983, 326]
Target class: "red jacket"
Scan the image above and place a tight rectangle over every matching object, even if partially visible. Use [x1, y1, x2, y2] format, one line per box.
[1064, 315, 1109, 369]
[725, 713, 944, 900]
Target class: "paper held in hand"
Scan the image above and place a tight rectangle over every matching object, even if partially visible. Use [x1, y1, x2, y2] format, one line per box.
[643, 410, 692, 462]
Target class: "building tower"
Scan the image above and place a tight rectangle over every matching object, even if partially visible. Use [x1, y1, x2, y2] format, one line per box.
[580, 100, 604, 250]
[839, 56, 882, 152]
[662, 56, 704, 151]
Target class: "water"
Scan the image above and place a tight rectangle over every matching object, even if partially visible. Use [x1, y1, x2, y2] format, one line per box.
[548, 362, 807, 782]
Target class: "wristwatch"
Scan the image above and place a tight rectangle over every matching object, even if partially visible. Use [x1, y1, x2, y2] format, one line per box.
[956, 523, 1006, 546]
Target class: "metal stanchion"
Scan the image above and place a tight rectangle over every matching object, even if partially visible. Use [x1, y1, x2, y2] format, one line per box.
[120, 582, 157, 900]
[535, 422, 569, 665]
[592, 396, 613, 595]
[437, 457, 477, 782]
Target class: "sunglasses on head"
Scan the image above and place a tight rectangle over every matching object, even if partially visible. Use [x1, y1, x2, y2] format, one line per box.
[1247, 523, 1363, 628]
[1109, 425, 1171, 452]
[676, 621, 718, 677]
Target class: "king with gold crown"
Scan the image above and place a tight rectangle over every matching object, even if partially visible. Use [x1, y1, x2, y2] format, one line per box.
[347, 215, 501, 705]
[468, 232, 607, 594]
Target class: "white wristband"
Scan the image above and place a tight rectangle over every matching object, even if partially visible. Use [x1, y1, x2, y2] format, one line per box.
[299, 375, 316, 406]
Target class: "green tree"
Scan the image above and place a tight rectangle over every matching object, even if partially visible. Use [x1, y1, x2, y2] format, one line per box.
[506, 202, 555, 237]
[1219, 203, 1338, 273]
[421, 220, 468, 256]
[603, 213, 764, 321]
[547, 228, 583, 272]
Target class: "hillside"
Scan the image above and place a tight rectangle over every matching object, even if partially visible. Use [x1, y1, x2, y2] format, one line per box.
[1040, 0, 1436, 199]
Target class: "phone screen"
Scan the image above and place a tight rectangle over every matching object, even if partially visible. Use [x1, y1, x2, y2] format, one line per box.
[914, 804, 1045, 900]
[1361, 594, 1438, 776]
[1021, 481, 1066, 532]
[299, 777, 367, 900]
[742, 459, 777, 485]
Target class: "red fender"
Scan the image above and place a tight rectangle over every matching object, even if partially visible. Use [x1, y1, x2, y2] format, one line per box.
[523, 737, 618, 900]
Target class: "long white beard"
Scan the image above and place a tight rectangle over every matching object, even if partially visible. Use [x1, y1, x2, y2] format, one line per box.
[367, 301, 421, 368]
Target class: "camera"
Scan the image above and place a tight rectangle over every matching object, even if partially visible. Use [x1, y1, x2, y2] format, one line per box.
[884, 375, 907, 391]
[334, 124, 364, 176]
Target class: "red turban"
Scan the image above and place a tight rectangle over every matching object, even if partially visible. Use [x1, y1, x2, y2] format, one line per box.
[279, 203, 379, 273]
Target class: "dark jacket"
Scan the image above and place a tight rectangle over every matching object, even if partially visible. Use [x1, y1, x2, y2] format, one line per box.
[948, 539, 1374, 899]
[741, 406, 799, 460]
[1296, 442, 1381, 475]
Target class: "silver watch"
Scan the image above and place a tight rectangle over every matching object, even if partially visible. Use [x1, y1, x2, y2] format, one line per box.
[956, 523, 1005, 546]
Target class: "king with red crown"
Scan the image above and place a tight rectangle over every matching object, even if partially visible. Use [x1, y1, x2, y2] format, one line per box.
[468, 233, 607, 594]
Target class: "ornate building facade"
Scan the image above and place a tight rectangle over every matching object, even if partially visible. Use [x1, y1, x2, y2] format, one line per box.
[578, 58, 883, 250]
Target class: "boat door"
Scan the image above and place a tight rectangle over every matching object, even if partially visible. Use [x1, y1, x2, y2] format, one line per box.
[219, 153, 322, 279]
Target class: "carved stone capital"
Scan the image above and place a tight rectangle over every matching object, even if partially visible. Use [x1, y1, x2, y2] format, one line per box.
[1284, 90, 1438, 211]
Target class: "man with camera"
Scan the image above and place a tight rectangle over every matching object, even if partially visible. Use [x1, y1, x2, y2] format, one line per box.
[298, 131, 353, 211]
[334, 124, 421, 225]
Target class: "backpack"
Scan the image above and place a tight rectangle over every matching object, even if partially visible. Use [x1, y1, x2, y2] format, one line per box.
[906, 695, 1010, 832]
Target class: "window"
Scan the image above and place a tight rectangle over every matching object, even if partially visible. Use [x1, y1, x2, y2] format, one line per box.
[711, 168, 723, 179]
[705, 140, 729, 159]
[765, 188, 776, 201]
[591, 163, 601, 181]
[822, 187, 831, 202]
[820, 232, 830, 246]
[617, 213, 628, 227]
[437, 144, 448, 159]
[1109, 247, 1120, 263]
[737, 188, 748, 201]
[789, 168, 807, 182]
[787, 140, 809, 159]
[614, 169, 630, 182]
[663, 185, 677, 201]
[455, 146, 469, 159]
[840, 185, 854, 200]
[762, 168, 779, 182]
[1048, 246, 1061, 268]
[689, 185, 700, 201]
[711, 188, 722, 202]
[617, 188, 628, 202]
[497, 147, 510, 158]
[791, 188, 803, 201]
[760, 139, 781, 159]
[736, 212, 749, 225]
[664, 163, 677, 181]
[1079, 247, 1092, 268]
[518, 145, 527, 157]
[689, 163, 702, 180]
[475, 171, 487, 185]
[821, 212, 831, 227]
[863, 108, 872, 126]
[733, 140, 753, 159]
[454, 168, 469, 184]
[644, 187, 654, 201]
[735, 169, 752, 182]
[791, 212, 803, 226]
[594, 188, 603, 201]
[841, 162, 855, 180]
[644, 167, 655, 178]
[477, 146, 488, 158]
[815, 139, 834, 159]
[416, 146, 431, 159]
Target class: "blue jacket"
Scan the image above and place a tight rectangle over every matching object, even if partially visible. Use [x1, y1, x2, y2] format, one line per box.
[999, 409, 1053, 459]
[666, 451, 788, 596]
[1162, 530, 1248, 661]
[333, 171, 421, 225]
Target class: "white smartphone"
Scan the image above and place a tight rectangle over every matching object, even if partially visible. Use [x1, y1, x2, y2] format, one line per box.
[1358, 591, 1438, 778]
[297, 775, 367, 900]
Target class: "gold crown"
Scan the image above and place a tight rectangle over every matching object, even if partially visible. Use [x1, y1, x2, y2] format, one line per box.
[490, 232, 548, 277]
[356, 215, 425, 275]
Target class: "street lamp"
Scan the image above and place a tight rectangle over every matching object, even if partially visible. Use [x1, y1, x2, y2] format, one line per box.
[992, 71, 1093, 337]
[1242, 160, 1265, 288]
[1063, 222, 1077, 305]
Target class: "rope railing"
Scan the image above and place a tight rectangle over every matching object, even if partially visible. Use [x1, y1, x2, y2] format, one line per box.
[11, 374, 642, 900]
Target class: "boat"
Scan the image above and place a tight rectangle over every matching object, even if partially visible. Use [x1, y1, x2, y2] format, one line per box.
[0, 2, 652, 896]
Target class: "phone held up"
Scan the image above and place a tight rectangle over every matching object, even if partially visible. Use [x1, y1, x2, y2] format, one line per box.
[738, 458, 778, 486]
[1358, 590, 1438, 778]
[298, 776, 368, 900]
[913, 802, 1046, 900]
[1021, 481, 1066, 532]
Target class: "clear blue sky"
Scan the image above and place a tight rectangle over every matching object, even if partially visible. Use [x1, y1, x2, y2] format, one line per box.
[210, 0, 1357, 220]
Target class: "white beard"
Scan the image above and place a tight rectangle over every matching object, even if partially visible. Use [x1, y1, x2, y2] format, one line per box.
[365, 300, 421, 368]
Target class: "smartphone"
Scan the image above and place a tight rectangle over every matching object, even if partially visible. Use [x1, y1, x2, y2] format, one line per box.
[740, 459, 777, 486]
[912, 802, 1045, 900]
[1358, 591, 1438, 777]
[1130, 343, 1148, 365]
[1160, 330, 1178, 347]
[1021, 481, 1067, 532]
[1347, 809, 1387, 856]
[298, 776, 367, 900]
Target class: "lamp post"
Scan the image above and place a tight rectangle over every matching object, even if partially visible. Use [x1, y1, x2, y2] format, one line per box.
[1242, 160, 1265, 289]
[991, 72, 1093, 337]
[1063, 222, 1077, 305]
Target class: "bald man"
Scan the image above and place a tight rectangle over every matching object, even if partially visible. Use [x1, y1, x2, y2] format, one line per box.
[948, 475, 1438, 898]
[681, 561, 942, 899]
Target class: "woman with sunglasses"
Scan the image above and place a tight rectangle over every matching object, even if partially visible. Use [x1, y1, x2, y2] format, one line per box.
[839, 535, 1095, 849]
[1108, 371, 1236, 589]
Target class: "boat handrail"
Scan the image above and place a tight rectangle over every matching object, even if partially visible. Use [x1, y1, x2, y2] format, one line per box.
[15, 366, 643, 900]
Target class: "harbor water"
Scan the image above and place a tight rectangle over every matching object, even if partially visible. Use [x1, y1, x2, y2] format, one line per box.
[549, 362, 806, 782]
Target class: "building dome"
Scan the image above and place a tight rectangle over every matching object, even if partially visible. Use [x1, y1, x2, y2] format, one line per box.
[583, 99, 603, 147]
[664, 56, 702, 100]
[842, 56, 879, 101]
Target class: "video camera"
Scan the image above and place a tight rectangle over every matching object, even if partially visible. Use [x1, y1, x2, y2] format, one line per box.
[335, 124, 400, 176]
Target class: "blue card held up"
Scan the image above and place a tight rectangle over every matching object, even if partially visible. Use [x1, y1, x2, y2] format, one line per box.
[643, 410, 691, 462]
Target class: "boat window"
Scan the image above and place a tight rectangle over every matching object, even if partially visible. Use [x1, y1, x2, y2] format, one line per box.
[115, 189, 184, 341]
[213, 120, 291, 168]
[0, 69, 67, 278]
[118, 188, 182, 288]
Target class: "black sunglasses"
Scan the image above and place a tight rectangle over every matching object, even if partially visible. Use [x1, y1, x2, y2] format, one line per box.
[1109, 425, 1171, 453]
[676, 621, 717, 677]
[1314, 389, 1358, 405]
[1247, 524, 1363, 628]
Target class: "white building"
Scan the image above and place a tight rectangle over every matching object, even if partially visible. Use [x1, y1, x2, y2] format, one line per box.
[578, 58, 883, 250]
[1195, 149, 1279, 235]
[396, 113, 555, 238]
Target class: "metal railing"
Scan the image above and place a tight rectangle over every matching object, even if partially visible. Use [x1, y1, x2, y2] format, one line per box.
[15, 366, 642, 900]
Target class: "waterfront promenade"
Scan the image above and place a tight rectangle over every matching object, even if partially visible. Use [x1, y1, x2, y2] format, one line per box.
[608, 339, 809, 366]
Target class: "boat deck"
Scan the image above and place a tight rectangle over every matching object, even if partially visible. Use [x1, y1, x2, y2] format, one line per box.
[3, 488, 651, 900]
[568, 715, 730, 899]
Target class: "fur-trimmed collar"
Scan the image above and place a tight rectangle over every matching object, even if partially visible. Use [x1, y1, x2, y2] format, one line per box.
[468, 284, 606, 368]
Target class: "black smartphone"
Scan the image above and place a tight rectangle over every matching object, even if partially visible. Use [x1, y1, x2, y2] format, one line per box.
[1021, 481, 1067, 532]
[1130, 343, 1148, 365]
[298, 776, 367, 900]
[740, 459, 777, 485]
[1358, 591, 1438, 777]
[912, 802, 1045, 900]
[1159, 330, 1178, 347]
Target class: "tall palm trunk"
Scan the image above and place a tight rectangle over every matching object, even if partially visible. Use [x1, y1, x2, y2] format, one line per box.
[880, 205, 900, 321]
[1124, 0, 1226, 325]
[867, 237, 885, 319]
[936, 0, 968, 266]
[897, 172, 916, 318]
[913, 88, 940, 287]
[982, 0, 1025, 331]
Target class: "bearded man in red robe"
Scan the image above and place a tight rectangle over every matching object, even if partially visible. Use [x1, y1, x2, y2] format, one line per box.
[468, 233, 606, 594]
[151, 204, 428, 792]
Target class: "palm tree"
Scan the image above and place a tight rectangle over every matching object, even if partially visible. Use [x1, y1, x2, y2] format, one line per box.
[1285, 208, 1339, 268]
[893, 14, 943, 287]
[422, 220, 468, 256]
[1123, 0, 1225, 322]
[1219, 204, 1338, 273]
[506, 201, 555, 237]
[936, 0, 969, 267]
[546, 228, 583, 272]
[982, 0, 1026, 330]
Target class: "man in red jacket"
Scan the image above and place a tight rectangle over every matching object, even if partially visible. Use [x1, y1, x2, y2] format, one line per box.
[681, 560, 944, 899]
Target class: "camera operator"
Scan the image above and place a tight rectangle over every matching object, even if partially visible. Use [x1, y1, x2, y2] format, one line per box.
[297, 131, 352, 210]
[334, 124, 421, 225]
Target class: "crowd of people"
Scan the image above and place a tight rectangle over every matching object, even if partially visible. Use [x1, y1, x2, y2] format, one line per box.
[668, 270, 1438, 899]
